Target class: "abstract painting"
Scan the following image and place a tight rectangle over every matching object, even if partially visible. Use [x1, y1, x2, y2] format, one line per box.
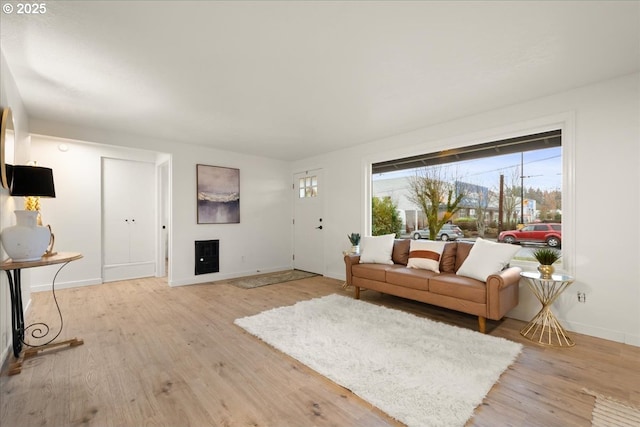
[197, 164, 240, 224]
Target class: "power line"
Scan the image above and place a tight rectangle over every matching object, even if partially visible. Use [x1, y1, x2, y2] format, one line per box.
[462, 154, 562, 178]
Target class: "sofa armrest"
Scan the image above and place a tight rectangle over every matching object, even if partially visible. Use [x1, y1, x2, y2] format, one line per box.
[487, 266, 522, 289]
[344, 254, 361, 287]
[486, 266, 522, 320]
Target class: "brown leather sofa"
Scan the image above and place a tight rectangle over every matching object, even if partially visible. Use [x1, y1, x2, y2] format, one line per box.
[344, 239, 521, 333]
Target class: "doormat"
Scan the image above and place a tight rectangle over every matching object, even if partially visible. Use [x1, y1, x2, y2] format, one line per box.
[227, 269, 319, 289]
[583, 388, 640, 427]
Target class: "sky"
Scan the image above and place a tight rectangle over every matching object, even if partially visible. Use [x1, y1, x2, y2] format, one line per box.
[374, 147, 562, 192]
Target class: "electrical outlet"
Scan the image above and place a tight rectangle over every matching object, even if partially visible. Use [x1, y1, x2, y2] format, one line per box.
[577, 292, 586, 303]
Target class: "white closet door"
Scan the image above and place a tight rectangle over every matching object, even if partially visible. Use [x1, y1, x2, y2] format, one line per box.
[127, 162, 155, 263]
[102, 158, 156, 281]
[103, 158, 131, 265]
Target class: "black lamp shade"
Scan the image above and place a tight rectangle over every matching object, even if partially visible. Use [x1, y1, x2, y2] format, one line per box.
[9, 165, 56, 197]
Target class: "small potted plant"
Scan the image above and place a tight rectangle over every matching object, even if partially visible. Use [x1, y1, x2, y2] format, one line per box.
[347, 233, 361, 254]
[533, 247, 561, 278]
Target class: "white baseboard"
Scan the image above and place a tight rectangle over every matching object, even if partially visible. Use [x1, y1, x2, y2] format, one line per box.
[103, 262, 155, 283]
[0, 346, 8, 372]
[0, 331, 10, 370]
[0, 298, 32, 369]
[625, 333, 640, 347]
[31, 277, 103, 293]
[325, 269, 345, 282]
[169, 265, 293, 287]
[560, 318, 640, 347]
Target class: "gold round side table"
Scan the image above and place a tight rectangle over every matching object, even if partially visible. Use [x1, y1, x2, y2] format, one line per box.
[519, 271, 575, 347]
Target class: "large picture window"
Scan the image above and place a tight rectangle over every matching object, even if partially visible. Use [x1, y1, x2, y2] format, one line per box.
[371, 130, 562, 263]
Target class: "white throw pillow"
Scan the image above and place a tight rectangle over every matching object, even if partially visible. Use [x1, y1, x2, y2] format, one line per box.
[456, 238, 520, 282]
[359, 234, 396, 265]
[407, 240, 446, 273]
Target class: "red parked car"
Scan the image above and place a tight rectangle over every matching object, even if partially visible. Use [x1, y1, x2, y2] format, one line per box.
[498, 223, 562, 248]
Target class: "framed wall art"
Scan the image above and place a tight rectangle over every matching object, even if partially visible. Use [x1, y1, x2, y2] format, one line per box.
[197, 164, 240, 224]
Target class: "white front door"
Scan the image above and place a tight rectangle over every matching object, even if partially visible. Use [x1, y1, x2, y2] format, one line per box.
[293, 169, 324, 274]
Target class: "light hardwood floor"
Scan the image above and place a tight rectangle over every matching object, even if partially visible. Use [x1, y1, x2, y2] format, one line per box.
[1, 275, 638, 426]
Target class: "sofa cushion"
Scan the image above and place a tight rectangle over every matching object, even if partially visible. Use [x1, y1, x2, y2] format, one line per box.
[359, 234, 395, 265]
[386, 267, 434, 291]
[392, 239, 411, 265]
[439, 242, 458, 273]
[407, 240, 446, 272]
[352, 263, 398, 282]
[429, 273, 486, 304]
[455, 242, 474, 271]
[456, 238, 520, 281]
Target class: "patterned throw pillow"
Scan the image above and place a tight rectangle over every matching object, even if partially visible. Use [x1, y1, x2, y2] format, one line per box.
[407, 240, 447, 273]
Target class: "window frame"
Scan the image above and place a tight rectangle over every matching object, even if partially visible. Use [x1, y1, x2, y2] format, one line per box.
[362, 112, 575, 275]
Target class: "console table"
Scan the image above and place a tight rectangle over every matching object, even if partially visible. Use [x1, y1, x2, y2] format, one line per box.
[0, 252, 84, 375]
[519, 271, 575, 347]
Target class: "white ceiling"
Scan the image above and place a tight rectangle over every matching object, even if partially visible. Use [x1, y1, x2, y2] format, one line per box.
[1, 1, 639, 161]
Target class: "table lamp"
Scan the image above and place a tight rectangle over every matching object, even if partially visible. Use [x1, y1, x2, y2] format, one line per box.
[0, 165, 56, 261]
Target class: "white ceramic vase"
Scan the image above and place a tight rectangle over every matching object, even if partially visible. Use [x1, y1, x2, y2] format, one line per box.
[0, 210, 50, 262]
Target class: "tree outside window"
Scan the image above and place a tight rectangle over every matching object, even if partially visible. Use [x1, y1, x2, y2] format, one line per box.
[371, 196, 403, 237]
[406, 166, 465, 240]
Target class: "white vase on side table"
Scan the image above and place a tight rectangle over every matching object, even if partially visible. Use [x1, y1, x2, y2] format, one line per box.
[0, 210, 50, 261]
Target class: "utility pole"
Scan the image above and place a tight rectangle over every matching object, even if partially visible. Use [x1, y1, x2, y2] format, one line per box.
[519, 152, 542, 225]
[520, 153, 524, 226]
[498, 174, 504, 233]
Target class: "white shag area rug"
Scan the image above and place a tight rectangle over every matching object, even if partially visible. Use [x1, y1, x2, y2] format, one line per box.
[234, 294, 522, 427]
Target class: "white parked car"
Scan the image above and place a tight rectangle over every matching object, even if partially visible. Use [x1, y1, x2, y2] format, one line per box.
[412, 224, 464, 241]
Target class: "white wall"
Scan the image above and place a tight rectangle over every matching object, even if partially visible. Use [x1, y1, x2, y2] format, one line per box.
[0, 50, 32, 363]
[293, 73, 640, 346]
[28, 132, 293, 289]
[5, 64, 639, 368]
[28, 137, 161, 289]
[167, 145, 292, 285]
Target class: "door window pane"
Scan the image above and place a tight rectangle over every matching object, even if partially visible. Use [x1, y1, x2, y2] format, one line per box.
[299, 175, 318, 198]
